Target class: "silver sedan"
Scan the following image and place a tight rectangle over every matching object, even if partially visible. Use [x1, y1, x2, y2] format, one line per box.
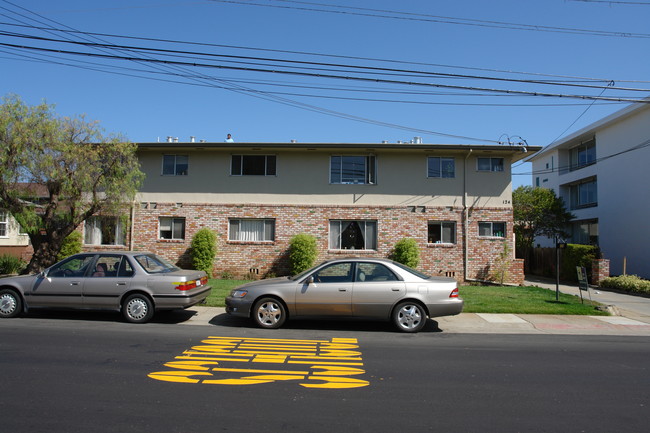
[226, 258, 463, 332]
[0, 252, 211, 323]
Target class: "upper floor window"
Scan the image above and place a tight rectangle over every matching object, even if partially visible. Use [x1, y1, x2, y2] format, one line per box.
[84, 216, 126, 246]
[231, 155, 276, 176]
[570, 139, 596, 171]
[570, 179, 597, 209]
[159, 217, 186, 240]
[229, 219, 275, 242]
[330, 155, 376, 184]
[162, 154, 188, 176]
[478, 222, 506, 238]
[477, 157, 504, 172]
[329, 220, 377, 250]
[428, 221, 456, 244]
[0, 210, 8, 237]
[427, 157, 455, 178]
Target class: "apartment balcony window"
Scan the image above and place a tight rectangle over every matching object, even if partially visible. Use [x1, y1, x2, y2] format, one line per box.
[569, 139, 596, 172]
[570, 178, 597, 209]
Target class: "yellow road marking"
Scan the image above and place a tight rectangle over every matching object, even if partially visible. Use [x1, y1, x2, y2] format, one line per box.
[149, 336, 369, 388]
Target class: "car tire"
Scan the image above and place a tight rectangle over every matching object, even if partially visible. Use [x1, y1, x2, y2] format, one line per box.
[0, 288, 22, 318]
[252, 297, 287, 329]
[122, 293, 154, 324]
[392, 301, 427, 333]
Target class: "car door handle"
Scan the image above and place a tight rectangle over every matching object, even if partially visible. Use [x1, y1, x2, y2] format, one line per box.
[116, 282, 127, 286]
[338, 288, 347, 292]
[391, 288, 401, 291]
[70, 281, 80, 286]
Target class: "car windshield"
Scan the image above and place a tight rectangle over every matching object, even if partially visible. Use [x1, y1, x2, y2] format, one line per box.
[134, 254, 180, 274]
[391, 261, 431, 279]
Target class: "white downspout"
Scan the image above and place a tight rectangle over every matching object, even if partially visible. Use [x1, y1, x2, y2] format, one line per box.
[463, 149, 472, 281]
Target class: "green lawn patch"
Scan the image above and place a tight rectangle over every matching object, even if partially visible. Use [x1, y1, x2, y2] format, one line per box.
[204, 279, 251, 307]
[460, 285, 608, 315]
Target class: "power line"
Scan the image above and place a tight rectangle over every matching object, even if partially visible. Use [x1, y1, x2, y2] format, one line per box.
[210, 0, 650, 39]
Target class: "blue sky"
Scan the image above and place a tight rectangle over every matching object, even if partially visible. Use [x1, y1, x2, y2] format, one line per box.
[2, 0, 649, 188]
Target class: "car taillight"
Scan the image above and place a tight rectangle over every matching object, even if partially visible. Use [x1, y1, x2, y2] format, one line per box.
[174, 276, 208, 291]
[449, 287, 459, 298]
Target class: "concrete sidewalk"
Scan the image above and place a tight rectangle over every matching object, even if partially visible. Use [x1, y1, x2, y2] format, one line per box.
[178, 306, 650, 336]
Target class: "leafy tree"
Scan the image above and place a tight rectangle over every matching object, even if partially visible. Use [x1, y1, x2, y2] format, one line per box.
[190, 228, 217, 277]
[391, 238, 420, 269]
[57, 231, 83, 261]
[289, 233, 318, 275]
[0, 95, 144, 273]
[513, 186, 574, 262]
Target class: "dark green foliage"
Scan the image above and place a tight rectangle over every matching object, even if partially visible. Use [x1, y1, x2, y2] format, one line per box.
[289, 233, 318, 275]
[190, 228, 217, 277]
[57, 231, 82, 261]
[391, 238, 420, 269]
[561, 244, 599, 282]
[0, 254, 26, 274]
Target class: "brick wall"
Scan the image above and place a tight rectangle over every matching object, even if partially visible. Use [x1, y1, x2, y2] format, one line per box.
[591, 258, 610, 286]
[133, 202, 520, 284]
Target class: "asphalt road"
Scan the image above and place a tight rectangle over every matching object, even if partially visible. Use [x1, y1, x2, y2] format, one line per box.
[2, 314, 649, 433]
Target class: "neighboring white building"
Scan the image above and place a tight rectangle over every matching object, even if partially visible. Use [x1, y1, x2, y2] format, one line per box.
[529, 101, 650, 279]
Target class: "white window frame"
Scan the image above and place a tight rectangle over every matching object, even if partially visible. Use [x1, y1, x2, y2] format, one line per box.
[162, 154, 189, 176]
[159, 217, 186, 240]
[330, 155, 377, 185]
[84, 216, 126, 246]
[477, 157, 504, 172]
[0, 210, 8, 238]
[427, 157, 455, 178]
[329, 220, 377, 250]
[228, 219, 275, 242]
[427, 221, 456, 244]
[478, 222, 506, 238]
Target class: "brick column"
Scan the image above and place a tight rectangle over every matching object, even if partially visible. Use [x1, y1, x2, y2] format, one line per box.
[591, 259, 610, 286]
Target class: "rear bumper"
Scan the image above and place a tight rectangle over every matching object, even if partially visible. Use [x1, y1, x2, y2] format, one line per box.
[426, 299, 464, 318]
[153, 286, 212, 310]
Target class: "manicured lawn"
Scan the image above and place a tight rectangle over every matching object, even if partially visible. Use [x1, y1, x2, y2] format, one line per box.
[204, 279, 608, 315]
[460, 285, 608, 315]
[204, 279, 251, 307]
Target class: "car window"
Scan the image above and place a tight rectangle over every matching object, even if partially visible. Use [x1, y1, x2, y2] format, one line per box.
[48, 255, 95, 278]
[356, 263, 398, 282]
[311, 262, 353, 283]
[91, 255, 133, 278]
[391, 261, 431, 279]
[134, 254, 180, 274]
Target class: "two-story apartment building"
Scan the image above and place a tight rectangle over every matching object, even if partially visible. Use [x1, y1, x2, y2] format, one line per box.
[127, 141, 536, 284]
[528, 101, 650, 279]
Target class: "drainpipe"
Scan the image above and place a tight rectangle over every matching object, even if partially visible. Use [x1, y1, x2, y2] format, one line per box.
[463, 149, 472, 282]
[129, 200, 136, 251]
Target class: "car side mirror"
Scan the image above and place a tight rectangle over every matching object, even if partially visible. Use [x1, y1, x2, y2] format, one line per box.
[306, 276, 314, 285]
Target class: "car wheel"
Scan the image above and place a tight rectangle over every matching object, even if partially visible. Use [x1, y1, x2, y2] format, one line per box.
[122, 294, 154, 323]
[252, 297, 286, 329]
[0, 289, 22, 318]
[392, 301, 427, 333]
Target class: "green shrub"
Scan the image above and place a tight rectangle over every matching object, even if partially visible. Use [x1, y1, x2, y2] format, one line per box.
[491, 241, 512, 285]
[57, 231, 83, 261]
[289, 233, 318, 275]
[190, 228, 217, 277]
[600, 275, 650, 295]
[560, 244, 599, 282]
[0, 254, 26, 275]
[391, 238, 420, 269]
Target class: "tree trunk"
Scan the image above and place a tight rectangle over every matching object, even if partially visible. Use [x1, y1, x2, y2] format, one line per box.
[24, 234, 62, 274]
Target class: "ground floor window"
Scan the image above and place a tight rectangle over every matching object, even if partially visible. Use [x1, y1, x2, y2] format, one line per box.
[478, 222, 506, 238]
[85, 216, 126, 245]
[428, 221, 456, 244]
[329, 220, 377, 250]
[570, 219, 598, 246]
[229, 219, 275, 241]
[159, 217, 186, 240]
